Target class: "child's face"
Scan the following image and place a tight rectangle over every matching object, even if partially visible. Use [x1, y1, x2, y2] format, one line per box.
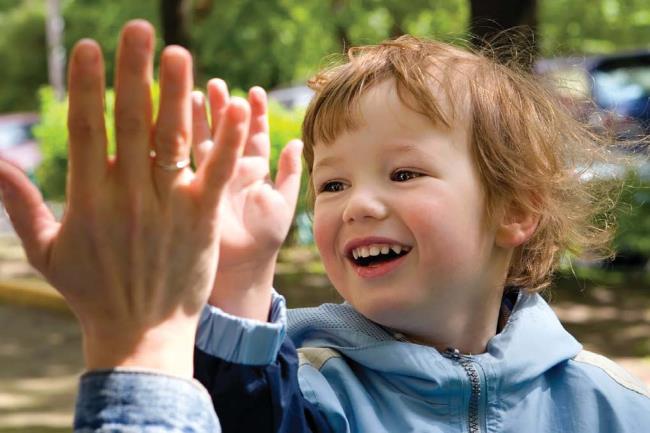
[311, 80, 507, 338]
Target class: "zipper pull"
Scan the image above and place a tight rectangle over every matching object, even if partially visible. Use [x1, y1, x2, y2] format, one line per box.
[444, 347, 462, 359]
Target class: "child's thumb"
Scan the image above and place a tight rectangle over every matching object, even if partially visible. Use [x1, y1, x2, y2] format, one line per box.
[275, 139, 303, 211]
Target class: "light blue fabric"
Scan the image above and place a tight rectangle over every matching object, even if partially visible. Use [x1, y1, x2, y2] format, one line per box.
[75, 291, 650, 432]
[196, 290, 286, 365]
[74, 369, 220, 432]
[199, 291, 650, 433]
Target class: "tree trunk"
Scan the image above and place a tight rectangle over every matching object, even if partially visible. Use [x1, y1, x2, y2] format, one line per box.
[161, 0, 192, 48]
[332, 0, 352, 54]
[469, 0, 538, 68]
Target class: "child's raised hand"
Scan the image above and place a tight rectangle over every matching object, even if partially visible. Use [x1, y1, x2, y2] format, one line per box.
[191, 82, 303, 321]
[0, 21, 249, 377]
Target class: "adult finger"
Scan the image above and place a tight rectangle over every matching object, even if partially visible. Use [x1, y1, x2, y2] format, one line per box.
[67, 39, 108, 201]
[153, 45, 193, 182]
[245, 86, 270, 159]
[191, 91, 213, 167]
[274, 139, 303, 213]
[195, 97, 250, 210]
[0, 159, 58, 271]
[207, 78, 229, 137]
[114, 20, 155, 187]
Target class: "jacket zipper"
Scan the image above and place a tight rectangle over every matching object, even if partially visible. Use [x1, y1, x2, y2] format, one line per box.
[444, 348, 481, 433]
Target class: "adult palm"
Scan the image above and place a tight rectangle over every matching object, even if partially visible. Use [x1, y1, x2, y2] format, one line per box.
[0, 21, 252, 377]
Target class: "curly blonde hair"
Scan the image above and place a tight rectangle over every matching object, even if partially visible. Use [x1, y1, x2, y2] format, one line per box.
[302, 35, 619, 293]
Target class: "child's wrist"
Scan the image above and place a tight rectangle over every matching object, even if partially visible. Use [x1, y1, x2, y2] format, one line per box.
[209, 260, 276, 322]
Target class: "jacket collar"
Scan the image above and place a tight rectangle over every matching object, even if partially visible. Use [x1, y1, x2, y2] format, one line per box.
[288, 292, 582, 387]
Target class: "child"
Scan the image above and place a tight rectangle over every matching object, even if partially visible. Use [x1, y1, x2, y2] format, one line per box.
[191, 36, 650, 432]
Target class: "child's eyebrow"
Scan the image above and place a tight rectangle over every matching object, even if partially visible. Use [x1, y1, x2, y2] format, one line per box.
[384, 142, 441, 158]
[312, 156, 342, 173]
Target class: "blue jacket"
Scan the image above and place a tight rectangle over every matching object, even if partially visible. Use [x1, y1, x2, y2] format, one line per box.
[74, 291, 650, 432]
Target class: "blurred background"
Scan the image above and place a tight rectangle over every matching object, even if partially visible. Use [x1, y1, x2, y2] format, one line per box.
[0, 0, 649, 431]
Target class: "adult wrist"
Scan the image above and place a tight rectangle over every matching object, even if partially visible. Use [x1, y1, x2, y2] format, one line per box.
[81, 319, 197, 379]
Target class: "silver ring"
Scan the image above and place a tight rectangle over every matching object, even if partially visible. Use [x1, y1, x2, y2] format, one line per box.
[150, 150, 191, 171]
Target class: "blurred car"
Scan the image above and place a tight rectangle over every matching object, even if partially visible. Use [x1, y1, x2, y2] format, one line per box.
[268, 85, 314, 110]
[538, 53, 650, 268]
[537, 51, 650, 183]
[536, 50, 650, 143]
[0, 112, 41, 174]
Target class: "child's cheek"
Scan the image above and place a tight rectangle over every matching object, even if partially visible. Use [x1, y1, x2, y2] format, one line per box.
[406, 199, 473, 269]
[312, 212, 335, 263]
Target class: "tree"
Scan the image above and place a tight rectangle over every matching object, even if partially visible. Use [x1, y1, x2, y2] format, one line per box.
[469, 0, 538, 68]
[161, 0, 192, 48]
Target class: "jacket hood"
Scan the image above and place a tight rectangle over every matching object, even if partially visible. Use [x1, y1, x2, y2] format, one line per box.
[287, 292, 582, 391]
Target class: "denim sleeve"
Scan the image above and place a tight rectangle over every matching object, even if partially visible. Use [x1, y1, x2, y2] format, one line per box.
[194, 291, 333, 433]
[74, 368, 220, 433]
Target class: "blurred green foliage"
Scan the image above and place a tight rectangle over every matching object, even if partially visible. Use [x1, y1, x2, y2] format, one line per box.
[0, 1, 48, 112]
[33, 87, 68, 200]
[2, 0, 649, 112]
[539, 0, 650, 55]
[614, 176, 650, 257]
[0, 0, 471, 112]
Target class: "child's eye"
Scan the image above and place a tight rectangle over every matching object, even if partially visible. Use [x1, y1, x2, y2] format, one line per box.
[319, 181, 346, 193]
[391, 170, 421, 182]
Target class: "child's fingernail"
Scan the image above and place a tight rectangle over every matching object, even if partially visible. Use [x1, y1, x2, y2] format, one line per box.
[192, 91, 204, 105]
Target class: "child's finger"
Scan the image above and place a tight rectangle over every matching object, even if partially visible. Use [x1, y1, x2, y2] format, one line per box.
[274, 139, 303, 212]
[67, 39, 108, 201]
[191, 91, 213, 167]
[207, 78, 229, 137]
[196, 97, 250, 211]
[0, 159, 58, 271]
[245, 86, 271, 159]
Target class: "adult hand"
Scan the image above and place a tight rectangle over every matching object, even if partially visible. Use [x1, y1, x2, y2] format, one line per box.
[191, 82, 303, 321]
[0, 20, 249, 378]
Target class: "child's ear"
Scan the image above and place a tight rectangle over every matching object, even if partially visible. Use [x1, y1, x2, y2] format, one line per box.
[495, 204, 540, 248]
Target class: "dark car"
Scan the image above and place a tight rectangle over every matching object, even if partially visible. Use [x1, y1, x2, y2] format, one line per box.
[589, 51, 650, 135]
[0, 112, 41, 174]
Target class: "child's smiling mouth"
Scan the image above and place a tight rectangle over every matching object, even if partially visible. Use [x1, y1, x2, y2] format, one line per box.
[344, 238, 412, 278]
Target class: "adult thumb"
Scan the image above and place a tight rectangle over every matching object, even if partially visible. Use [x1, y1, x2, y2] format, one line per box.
[0, 159, 58, 271]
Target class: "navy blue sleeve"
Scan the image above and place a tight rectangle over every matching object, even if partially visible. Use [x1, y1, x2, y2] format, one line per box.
[194, 336, 333, 433]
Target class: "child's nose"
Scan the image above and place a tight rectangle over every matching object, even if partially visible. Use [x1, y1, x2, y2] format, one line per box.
[342, 188, 389, 223]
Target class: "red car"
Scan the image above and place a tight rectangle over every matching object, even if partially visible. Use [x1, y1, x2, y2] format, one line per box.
[0, 112, 41, 174]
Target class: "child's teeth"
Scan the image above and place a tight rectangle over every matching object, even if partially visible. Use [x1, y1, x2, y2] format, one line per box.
[351, 243, 411, 260]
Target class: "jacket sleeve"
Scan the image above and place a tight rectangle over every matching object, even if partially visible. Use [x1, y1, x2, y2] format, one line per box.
[74, 368, 220, 432]
[194, 291, 333, 433]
